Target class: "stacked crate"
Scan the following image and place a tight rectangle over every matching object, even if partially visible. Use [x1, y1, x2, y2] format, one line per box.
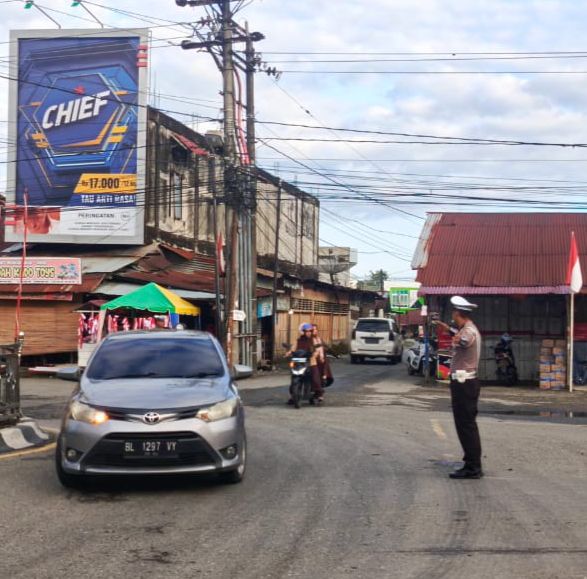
[539, 339, 567, 390]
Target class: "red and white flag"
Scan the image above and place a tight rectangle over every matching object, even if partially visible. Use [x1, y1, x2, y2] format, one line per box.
[216, 233, 225, 277]
[566, 231, 583, 294]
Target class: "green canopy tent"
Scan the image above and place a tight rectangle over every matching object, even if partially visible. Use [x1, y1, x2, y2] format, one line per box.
[97, 283, 201, 338]
[100, 283, 200, 316]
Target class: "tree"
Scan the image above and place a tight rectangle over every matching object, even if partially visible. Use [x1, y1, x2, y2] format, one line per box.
[368, 269, 389, 291]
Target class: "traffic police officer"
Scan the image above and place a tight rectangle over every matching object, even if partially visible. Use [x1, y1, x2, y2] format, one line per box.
[435, 296, 484, 479]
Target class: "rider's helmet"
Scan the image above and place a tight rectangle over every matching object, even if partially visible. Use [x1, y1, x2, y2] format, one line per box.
[299, 323, 313, 333]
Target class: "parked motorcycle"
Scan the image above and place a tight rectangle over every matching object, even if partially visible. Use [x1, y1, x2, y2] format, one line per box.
[406, 339, 437, 377]
[494, 333, 518, 386]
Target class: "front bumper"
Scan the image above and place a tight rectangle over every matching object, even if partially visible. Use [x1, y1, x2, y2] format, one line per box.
[58, 414, 244, 476]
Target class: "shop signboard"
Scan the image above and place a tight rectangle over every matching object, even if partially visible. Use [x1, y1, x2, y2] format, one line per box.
[6, 29, 149, 245]
[257, 298, 273, 318]
[0, 257, 82, 284]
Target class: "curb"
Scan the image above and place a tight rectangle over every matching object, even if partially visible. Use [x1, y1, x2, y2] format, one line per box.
[0, 419, 56, 454]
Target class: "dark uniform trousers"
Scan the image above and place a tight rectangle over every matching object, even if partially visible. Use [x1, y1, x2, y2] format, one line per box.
[449, 378, 482, 471]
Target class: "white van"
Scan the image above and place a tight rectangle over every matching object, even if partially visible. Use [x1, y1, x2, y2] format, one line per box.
[350, 318, 403, 364]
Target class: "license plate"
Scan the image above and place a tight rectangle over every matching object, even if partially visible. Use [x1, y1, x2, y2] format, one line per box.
[123, 440, 179, 458]
[364, 337, 380, 344]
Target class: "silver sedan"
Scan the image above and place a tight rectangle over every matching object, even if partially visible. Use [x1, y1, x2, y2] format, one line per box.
[55, 330, 247, 488]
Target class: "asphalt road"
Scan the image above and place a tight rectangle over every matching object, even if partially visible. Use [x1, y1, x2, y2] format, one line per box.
[1, 361, 586, 579]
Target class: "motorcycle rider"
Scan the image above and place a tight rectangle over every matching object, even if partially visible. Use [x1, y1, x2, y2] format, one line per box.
[312, 324, 334, 395]
[286, 323, 324, 404]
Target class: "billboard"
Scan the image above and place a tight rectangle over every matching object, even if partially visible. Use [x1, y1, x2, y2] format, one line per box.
[7, 29, 148, 244]
[0, 257, 81, 285]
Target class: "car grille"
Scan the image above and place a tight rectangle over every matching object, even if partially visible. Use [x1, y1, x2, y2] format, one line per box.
[95, 406, 200, 423]
[83, 432, 219, 469]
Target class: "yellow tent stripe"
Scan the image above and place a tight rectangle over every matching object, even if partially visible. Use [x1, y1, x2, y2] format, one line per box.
[157, 284, 201, 316]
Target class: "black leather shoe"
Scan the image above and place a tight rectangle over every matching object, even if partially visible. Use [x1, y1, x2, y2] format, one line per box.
[449, 468, 484, 479]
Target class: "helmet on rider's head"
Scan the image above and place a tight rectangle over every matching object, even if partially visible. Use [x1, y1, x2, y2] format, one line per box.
[299, 323, 313, 333]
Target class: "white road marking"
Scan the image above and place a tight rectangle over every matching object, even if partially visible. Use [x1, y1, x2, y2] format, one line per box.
[430, 419, 447, 440]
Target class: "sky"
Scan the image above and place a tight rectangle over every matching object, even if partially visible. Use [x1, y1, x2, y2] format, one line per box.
[3, 0, 587, 279]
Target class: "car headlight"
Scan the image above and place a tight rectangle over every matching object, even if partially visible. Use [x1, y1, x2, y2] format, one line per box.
[69, 400, 109, 425]
[196, 397, 238, 423]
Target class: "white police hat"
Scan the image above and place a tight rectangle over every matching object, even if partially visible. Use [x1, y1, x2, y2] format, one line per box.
[450, 296, 478, 312]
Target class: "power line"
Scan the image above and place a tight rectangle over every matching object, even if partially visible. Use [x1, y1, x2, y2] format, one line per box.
[261, 136, 587, 148]
[257, 120, 587, 148]
[276, 69, 587, 75]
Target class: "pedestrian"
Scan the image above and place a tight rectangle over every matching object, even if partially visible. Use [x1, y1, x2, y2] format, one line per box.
[153, 315, 168, 329]
[434, 296, 484, 479]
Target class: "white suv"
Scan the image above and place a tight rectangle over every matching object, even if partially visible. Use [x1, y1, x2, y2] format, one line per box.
[350, 318, 403, 364]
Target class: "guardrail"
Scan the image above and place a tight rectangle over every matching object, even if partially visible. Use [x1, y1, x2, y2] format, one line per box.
[0, 335, 24, 427]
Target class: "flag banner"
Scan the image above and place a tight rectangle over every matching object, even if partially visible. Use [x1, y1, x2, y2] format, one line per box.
[566, 232, 583, 294]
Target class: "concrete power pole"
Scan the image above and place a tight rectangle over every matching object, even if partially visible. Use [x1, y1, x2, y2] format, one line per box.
[219, 0, 240, 367]
[177, 0, 264, 369]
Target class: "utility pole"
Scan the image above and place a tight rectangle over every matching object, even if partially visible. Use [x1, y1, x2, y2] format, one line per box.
[177, 0, 264, 369]
[243, 22, 258, 370]
[270, 181, 282, 366]
[210, 157, 223, 341]
[220, 0, 240, 366]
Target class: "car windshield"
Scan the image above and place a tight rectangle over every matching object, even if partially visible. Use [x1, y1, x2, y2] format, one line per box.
[356, 320, 390, 333]
[86, 336, 225, 381]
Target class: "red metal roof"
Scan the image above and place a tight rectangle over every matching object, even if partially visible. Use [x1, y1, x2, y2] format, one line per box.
[117, 250, 221, 294]
[415, 213, 587, 294]
[171, 133, 210, 156]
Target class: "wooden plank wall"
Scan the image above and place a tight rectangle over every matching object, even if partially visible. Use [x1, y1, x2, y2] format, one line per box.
[0, 301, 79, 356]
[275, 311, 350, 354]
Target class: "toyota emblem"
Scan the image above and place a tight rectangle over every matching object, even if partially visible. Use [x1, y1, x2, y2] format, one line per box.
[143, 411, 160, 424]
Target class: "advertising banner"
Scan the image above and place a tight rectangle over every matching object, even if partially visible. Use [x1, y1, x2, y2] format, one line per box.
[7, 29, 148, 245]
[0, 258, 82, 285]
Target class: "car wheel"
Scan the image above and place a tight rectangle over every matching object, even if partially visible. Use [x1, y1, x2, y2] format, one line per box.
[359, 356, 365, 364]
[388, 356, 397, 365]
[55, 441, 87, 490]
[219, 438, 247, 485]
[350, 355, 357, 365]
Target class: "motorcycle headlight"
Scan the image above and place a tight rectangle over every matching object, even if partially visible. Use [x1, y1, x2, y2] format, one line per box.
[196, 397, 239, 423]
[69, 400, 109, 425]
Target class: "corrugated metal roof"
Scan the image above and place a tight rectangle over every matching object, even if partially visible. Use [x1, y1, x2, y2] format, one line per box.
[420, 285, 571, 295]
[96, 281, 218, 300]
[415, 213, 587, 293]
[81, 256, 142, 274]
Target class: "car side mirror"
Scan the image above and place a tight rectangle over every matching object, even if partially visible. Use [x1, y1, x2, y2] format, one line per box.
[232, 364, 253, 381]
[56, 367, 81, 382]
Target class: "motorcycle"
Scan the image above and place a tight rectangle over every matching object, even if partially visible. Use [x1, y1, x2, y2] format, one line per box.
[494, 333, 518, 386]
[406, 338, 437, 377]
[284, 343, 315, 409]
